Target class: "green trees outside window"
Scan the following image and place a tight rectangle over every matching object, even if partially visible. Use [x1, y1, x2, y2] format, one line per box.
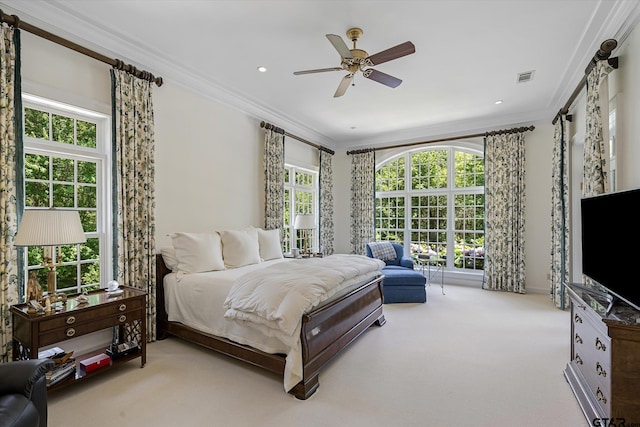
[375, 147, 485, 271]
[23, 103, 104, 295]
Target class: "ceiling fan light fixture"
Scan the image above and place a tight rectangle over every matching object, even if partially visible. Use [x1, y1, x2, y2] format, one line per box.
[293, 27, 415, 97]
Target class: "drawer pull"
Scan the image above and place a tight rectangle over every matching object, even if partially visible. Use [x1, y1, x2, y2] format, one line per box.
[574, 314, 583, 324]
[596, 362, 607, 377]
[575, 354, 583, 365]
[595, 337, 607, 351]
[596, 387, 607, 404]
[118, 315, 127, 323]
[119, 303, 127, 312]
[66, 316, 76, 325]
[66, 328, 76, 337]
[574, 333, 583, 344]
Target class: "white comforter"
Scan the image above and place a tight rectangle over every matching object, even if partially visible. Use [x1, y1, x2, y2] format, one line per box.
[164, 255, 384, 392]
[222, 254, 385, 390]
[224, 254, 385, 336]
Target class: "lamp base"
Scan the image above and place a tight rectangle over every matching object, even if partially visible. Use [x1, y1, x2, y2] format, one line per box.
[47, 266, 58, 303]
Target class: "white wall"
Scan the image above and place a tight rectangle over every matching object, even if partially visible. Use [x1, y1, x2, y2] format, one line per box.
[15, 17, 640, 298]
[611, 22, 640, 190]
[332, 150, 351, 254]
[154, 83, 264, 249]
[523, 122, 554, 293]
[20, 32, 111, 114]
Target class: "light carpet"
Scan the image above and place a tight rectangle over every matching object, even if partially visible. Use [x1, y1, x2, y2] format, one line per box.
[47, 284, 587, 427]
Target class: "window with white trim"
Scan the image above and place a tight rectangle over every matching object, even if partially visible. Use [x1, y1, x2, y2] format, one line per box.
[283, 164, 318, 253]
[22, 95, 111, 295]
[375, 146, 485, 272]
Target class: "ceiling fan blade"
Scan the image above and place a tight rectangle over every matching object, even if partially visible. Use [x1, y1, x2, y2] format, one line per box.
[362, 69, 402, 88]
[334, 74, 353, 97]
[366, 41, 415, 66]
[293, 67, 343, 75]
[326, 34, 354, 59]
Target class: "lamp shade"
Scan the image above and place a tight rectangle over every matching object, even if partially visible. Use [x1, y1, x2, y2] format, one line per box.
[14, 209, 87, 247]
[293, 214, 316, 230]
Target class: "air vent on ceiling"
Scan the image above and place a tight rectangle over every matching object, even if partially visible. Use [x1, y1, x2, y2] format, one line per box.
[517, 70, 535, 83]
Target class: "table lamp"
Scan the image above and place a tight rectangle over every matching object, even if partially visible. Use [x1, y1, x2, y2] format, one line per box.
[14, 208, 87, 301]
[293, 214, 315, 255]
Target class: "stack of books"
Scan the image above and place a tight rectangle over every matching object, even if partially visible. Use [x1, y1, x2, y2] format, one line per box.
[39, 347, 76, 387]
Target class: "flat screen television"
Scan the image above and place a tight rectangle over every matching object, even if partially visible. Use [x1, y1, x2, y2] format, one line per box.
[581, 188, 640, 311]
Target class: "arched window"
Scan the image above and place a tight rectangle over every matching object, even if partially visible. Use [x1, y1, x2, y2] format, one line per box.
[375, 146, 484, 274]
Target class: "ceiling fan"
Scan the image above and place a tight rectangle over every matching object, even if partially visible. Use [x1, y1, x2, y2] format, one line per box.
[293, 28, 415, 97]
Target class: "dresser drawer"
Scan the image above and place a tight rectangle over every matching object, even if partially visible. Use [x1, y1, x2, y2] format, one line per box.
[572, 303, 611, 416]
[38, 298, 144, 333]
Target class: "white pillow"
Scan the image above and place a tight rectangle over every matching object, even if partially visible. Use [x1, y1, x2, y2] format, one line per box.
[219, 228, 261, 268]
[170, 232, 225, 278]
[257, 228, 283, 261]
[160, 247, 179, 270]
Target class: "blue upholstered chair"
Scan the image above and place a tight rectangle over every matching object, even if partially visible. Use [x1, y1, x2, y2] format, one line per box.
[366, 242, 427, 303]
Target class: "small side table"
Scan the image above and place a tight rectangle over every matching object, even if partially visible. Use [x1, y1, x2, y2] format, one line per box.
[415, 255, 446, 295]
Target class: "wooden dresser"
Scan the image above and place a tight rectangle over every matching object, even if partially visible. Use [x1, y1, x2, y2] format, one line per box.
[565, 283, 640, 425]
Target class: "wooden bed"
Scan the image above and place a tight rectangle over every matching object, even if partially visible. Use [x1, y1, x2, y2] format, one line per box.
[155, 254, 386, 399]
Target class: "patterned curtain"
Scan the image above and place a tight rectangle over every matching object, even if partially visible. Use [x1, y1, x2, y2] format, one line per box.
[483, 132, 526, 293]
[111, 69, 156, 342]
[264, 129, 285, 231]
[350, 151, 375, 255]
[583, 60, 614, 197]
[0, 24, 18, 362]
[319, 150, 334, 255]
[550, 116, 570, 309]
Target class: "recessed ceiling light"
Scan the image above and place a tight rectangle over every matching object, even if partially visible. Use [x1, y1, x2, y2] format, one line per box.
[257, 66, 267, 73]
[495, 100, 503, 105]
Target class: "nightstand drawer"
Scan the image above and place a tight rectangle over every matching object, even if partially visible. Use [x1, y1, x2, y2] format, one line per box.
[38, 299, 144, 332]
[39, 311, 140, 347]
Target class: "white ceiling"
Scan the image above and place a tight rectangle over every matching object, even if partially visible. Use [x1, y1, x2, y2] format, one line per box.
[2, 0, 640, 149]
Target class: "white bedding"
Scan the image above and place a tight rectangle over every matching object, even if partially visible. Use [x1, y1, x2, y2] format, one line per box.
[163, 255, 384, 392]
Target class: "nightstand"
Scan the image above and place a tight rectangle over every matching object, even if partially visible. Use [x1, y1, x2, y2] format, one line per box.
[11, 286, 146, 391]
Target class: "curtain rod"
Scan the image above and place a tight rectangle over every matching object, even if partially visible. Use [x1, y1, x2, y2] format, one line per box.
[552, 39, 618, 125]
[346, 125, 535, 155]
[0, 9, 163, 86]
[260, 121, 335, 155]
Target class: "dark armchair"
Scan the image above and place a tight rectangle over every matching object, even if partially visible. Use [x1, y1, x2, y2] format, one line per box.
[0, 359, 54, 427]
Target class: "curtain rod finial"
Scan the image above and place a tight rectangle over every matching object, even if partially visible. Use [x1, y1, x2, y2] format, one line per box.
[600, 39, 618, 55]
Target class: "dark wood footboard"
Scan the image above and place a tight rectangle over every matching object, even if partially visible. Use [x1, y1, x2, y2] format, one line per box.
[155, 254, 385, 399]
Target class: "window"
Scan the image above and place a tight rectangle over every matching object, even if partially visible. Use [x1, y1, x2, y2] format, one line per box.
[375, 147, 484, 272]
[283, 165, 317, 253]
[22, 95, 111, 295]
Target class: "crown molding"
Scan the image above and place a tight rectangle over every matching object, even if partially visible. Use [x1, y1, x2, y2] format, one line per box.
[344, 107, 550, 150]
[2, 0, 637, 149]
[548, 0, 640, 114]
[0, 0, 336, 148]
